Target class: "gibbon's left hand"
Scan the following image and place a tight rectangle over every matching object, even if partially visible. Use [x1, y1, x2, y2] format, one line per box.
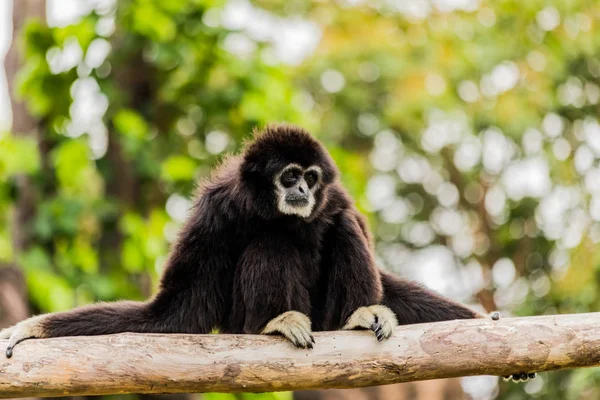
[343, 305, 398, 341]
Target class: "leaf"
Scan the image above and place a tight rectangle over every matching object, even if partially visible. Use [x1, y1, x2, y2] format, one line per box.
[122, 239, 145, 273]
[161, 155, 197, 181]
[113, 109, 149, 139]
[0, 135, 41, 178]
[132, 2, 177, 42]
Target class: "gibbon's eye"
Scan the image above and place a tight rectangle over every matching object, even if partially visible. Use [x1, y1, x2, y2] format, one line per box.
[304, 170, 319, 188]
[281, 169, 300, 187]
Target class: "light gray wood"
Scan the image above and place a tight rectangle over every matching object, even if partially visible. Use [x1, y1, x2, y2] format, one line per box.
[1, 313, 600, 398]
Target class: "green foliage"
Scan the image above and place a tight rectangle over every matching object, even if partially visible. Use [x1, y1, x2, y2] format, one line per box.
[0, 133, 40, 178]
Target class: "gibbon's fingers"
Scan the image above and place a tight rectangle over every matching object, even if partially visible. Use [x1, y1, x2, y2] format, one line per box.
[370, 305, 397, 341]
[3, 315, 48, 358]
[503, 373, 537, 383]
[343, 305, 397, 341]
[290, 325, 313, 349]
[292, 323, 314, 349]
[262, 311, 314, 349]
[343, 307, 374, 330]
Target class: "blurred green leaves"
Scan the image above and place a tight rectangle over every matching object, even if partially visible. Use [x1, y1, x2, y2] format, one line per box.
[0, 134, 40, 178]
[162, 155, 197, 182]
[131, 2, 177, 42]
[114, 109, 148, 139]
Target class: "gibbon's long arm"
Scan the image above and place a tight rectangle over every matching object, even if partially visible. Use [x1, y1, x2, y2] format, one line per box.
[1, 188, 235, 358]
[351, 206, 482, 324]
[231, 234, 315, 349]
[319, 209, 396, 340]
[0, 302, 164, 358]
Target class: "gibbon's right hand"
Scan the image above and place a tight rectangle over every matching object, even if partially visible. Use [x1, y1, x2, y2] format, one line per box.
[261, 311, 315, 349]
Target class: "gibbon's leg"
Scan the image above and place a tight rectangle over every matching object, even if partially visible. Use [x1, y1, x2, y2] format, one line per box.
[0, 285, 203, 359]
[320, 210, 394, 340]
[234, 235, 314, 349]
[380, 271, 482, 323]
[489, 312, 538, 383]
[1, 187, 237, 359]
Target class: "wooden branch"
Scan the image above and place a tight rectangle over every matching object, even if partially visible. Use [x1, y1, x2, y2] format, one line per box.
[1, 313, 600, 398]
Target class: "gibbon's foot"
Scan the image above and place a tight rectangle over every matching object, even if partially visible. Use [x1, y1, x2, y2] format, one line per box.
[262, 311, 315, 349]
[0, 315, 48, 358]
[343, 305, 397, 342]
[490, 313, 538, 383]
[503, 373, 537, 383]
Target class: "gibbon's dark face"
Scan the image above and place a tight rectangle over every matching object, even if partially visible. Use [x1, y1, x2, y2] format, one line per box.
[241, 124, 337, 220]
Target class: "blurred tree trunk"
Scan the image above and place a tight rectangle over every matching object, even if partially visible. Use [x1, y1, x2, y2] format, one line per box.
[5, 0, 43, 137]
[2, 2, 46, 400]
[0, 266, 28, 328]
[6, 0, 45, 252]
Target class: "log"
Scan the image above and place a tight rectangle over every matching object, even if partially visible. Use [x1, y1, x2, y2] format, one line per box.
[1, 313, 600, 398]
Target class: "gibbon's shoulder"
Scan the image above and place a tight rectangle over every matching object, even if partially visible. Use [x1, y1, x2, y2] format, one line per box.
[191, 155, 246, 221]
[318, 180, 353, 219]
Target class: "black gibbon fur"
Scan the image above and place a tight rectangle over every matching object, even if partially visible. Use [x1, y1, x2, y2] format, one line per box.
[1, 124, 481, 356]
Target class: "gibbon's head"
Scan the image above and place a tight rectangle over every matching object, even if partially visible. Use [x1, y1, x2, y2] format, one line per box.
[241, 124, 337, 220]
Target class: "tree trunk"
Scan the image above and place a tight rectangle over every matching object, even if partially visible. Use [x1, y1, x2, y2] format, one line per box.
[1, 313, 600, 398]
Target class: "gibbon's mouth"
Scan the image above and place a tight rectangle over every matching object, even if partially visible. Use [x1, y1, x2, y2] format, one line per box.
[286, 197, 309, 207]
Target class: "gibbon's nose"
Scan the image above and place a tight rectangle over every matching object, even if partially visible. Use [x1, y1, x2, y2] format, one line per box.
[286, 185, 309, 205]
[298, 180, 309, 194]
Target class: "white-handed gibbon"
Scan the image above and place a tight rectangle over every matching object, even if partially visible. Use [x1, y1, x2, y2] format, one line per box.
[1, 124, 534, 382]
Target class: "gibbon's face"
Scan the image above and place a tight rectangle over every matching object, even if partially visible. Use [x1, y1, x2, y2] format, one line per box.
[274, 163, 323, 218]
[241, 125, 338, 220]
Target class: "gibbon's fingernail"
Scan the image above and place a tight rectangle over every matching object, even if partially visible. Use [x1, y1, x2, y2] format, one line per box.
[307, 342, 313, 349]
[371, 322, 381, 332]
[528, 373, 537, 379]
[491, 312, 500, 321]
[6, 347, 13, 358]
[310, 335, 315, 343]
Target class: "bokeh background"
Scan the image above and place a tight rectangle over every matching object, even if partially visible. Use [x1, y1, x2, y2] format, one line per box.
[1, 0, 600, 399]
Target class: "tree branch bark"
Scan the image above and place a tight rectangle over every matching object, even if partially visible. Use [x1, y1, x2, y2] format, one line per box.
[1, 313, 600, 398]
